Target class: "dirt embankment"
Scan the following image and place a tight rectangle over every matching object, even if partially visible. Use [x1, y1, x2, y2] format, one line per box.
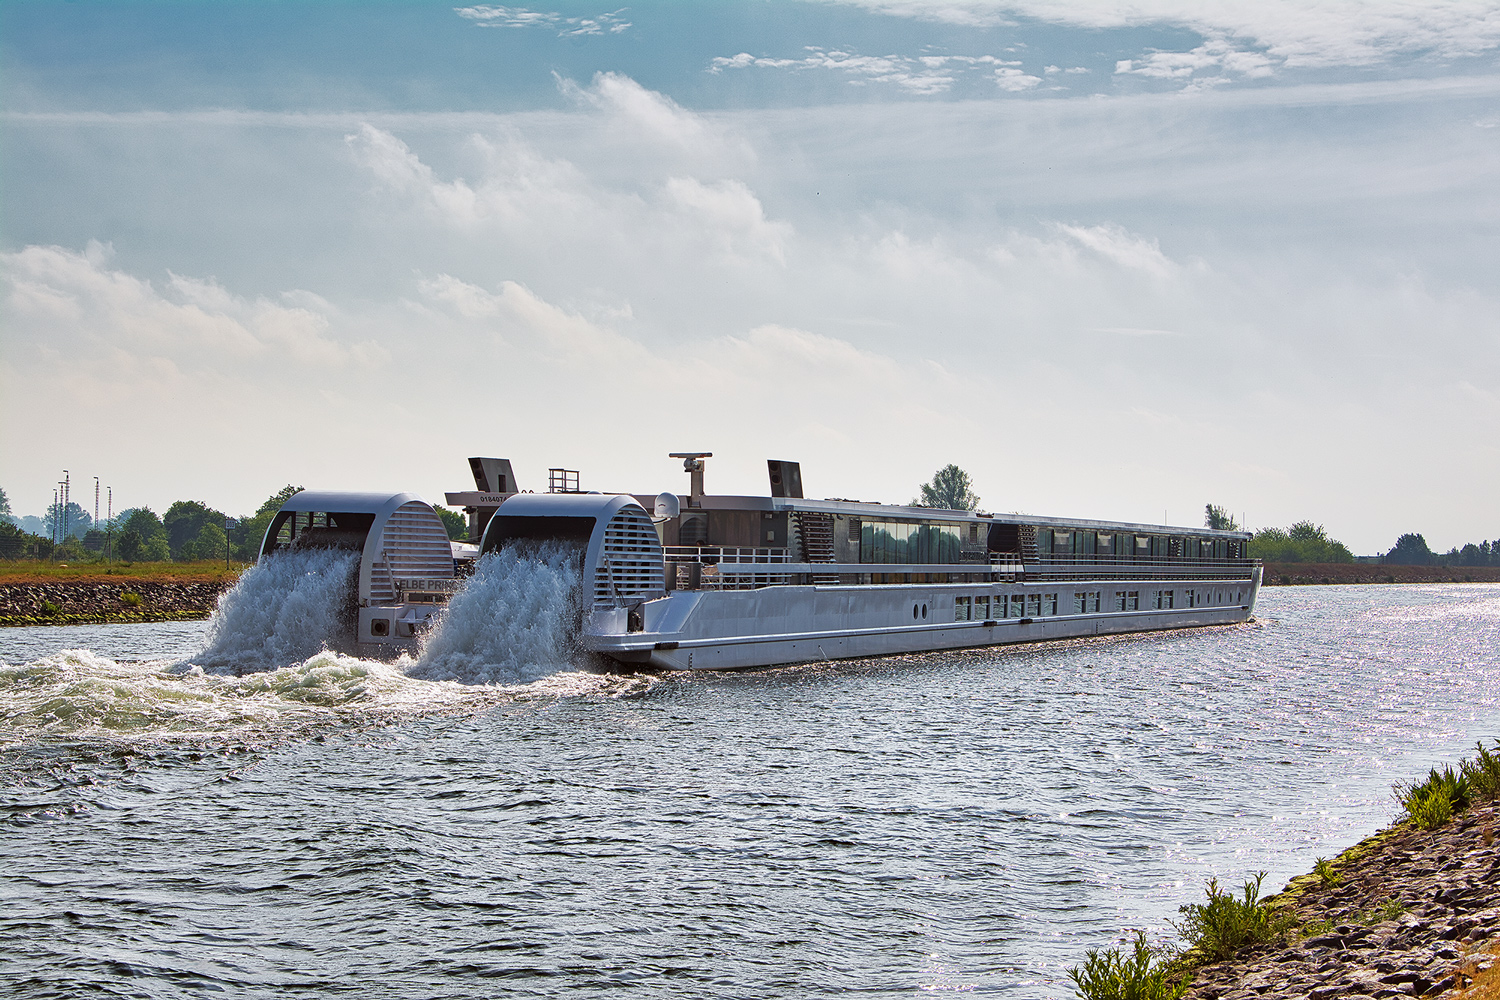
[1262, 564, 1500, 586]
[0, 578, 237, 627]
[1185, 811, 1500, 999]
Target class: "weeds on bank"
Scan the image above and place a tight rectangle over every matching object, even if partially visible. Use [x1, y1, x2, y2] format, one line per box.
[1069, 931, 1186, 1000]
[1172, 872, 1293, 963]
[1068, 874, 1290, 1000]
[1396, 741, 1500, 831]
[1313, 856, 1341, 887]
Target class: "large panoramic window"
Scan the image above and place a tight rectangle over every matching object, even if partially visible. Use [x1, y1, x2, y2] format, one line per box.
[860, 521, 962, 564]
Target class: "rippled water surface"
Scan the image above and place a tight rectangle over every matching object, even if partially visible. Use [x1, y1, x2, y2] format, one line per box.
[3, 582, 1498, 998]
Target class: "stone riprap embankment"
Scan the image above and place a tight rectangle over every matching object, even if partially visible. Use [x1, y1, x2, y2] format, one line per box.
[0, 579, 235, 626]
[1185, 810, 1500, 999]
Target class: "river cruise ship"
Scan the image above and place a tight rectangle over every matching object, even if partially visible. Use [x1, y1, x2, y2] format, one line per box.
[433, 455, 1260, 670]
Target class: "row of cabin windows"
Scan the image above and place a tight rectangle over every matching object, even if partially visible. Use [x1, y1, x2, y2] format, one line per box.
[1035, 528, 1242, 561]
[954, 587, 1247, 621]
[852, 520, 1245, 565]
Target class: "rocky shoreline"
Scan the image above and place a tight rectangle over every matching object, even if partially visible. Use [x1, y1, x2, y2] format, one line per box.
[1180, 810, 1500, 999]
[0, 579, 235, 627]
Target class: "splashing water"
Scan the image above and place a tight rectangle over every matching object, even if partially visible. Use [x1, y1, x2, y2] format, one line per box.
[412, 543, 585, 684]
[189, 549, 359, 674]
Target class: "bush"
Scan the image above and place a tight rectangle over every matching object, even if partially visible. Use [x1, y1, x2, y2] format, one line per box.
[120, 591, 143, 608]
[1397, 765, 1470, 830]
[1312, 857, 1340, 887]
[1172, 873, 1285, 962]
[1070, 931, 1186, 1000]
[39, 599, 61, 616]
[1461, 741, 1500, 803]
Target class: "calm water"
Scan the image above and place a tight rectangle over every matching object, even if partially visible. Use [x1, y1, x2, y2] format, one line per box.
[3, 582, 1498, 998]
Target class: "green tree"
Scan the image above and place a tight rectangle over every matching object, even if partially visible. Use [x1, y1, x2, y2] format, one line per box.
[1204, 504, 1239, 530]
[182, 521, 228, 562]
[1386, 532, 1434, 566]
[1248, 522, 1354, 563]
[435, 506, 468, 541]
[163, 500, 225, 560]
[118, 529, 143, 561]
[914, 465, 980, 511]
[0, 485, 11, 520]
[232, 485, 304, 560]
[121, 508, 169, 550]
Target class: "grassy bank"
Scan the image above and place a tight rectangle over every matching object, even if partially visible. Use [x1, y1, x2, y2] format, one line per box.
[0, 560, 247, 584]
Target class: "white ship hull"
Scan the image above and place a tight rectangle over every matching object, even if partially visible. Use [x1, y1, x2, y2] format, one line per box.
[587, 568, 1262, 670]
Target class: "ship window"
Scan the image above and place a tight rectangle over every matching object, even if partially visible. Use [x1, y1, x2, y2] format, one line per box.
[969, 523, 979, 544]
[1115, 590, 1126, 612]
[1074, 592, 1087, 614]
[955, 596, 971, 621]
[1053, 531, 1072, 556]
[861, 520, 962, 564]
[1009, 594, 1024, 618]
[1128, 590, 1139, 610]
[1096, 533, 1114, 557]
[1155, 590, 1175, 609]
[1184, 589, 1196, 607]
[1036, 528, 1052, 556]
[974, 596, 989, 619]
[1135, 536, 1152, 557]
[1025, 593, 1041, 617]
[1088, 591, 1101, 613]
[1044, 594, 1058, 616]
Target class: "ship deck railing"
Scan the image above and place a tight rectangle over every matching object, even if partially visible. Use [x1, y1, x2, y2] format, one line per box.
[661, 547, 1259, 591]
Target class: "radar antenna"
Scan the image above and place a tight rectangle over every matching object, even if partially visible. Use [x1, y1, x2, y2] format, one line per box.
[668, 452, 712, 504]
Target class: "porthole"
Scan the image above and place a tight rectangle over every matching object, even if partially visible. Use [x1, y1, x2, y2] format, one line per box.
[913, 604, 919, 620]
[921, 603, 928, 619]
[370, 618, 390, 637]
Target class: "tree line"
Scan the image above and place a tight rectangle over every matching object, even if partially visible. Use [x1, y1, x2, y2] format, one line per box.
[0, 485, 469, 562]
[1205, 504, 1499, 566]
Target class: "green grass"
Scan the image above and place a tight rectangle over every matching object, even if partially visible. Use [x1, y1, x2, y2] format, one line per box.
[1312, 856, 1340, 887]
[0, 559, 245, 582]
[1069, 931, 1186, 1000]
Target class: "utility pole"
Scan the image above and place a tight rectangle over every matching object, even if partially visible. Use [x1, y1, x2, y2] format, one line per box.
[62, 471, 70, 544]
[94, 477, 100, 538]
[107, 487, 114, 561]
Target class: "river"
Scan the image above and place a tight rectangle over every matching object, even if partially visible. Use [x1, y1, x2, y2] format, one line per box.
[2, 581, 1497, 997]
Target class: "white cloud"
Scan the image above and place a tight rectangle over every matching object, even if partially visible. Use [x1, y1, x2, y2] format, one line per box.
[454, 5, 630, 35]
[1116, 35, 1276, 82]
[824, 1, 1500, 70]
[710, 47, 1028, 95]
[994, 66, 1042, 91]
[1051, 223, 1181, 278]
[2, 243, 384, 371]
[662, 177, 791, 263]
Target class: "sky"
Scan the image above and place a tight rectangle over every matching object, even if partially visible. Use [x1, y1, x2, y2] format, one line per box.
[2, 1, 1498, 553]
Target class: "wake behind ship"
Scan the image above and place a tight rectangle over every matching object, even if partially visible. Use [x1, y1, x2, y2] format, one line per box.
[253, 454, 1260, 671]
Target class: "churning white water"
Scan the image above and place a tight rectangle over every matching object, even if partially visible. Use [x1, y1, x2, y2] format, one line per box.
[412, 543, 584, 684]
[189, 549, 359, 674]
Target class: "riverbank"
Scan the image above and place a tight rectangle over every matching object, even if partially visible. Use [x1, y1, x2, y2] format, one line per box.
[1262, 563, 1500, 586]
[0, 564, 240, 626]
[1179, 810, 1500, 999]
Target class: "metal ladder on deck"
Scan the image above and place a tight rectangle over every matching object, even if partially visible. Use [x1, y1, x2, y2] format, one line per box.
[792, 511, 839, 584]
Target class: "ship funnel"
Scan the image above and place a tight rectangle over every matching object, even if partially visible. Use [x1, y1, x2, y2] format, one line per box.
[468, 457, 517, 494]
